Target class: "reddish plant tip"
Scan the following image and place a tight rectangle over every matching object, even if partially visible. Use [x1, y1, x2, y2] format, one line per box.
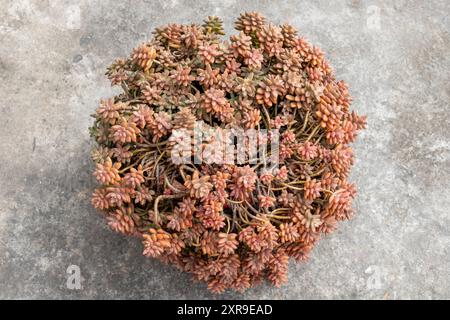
[90, 12, 366, 294]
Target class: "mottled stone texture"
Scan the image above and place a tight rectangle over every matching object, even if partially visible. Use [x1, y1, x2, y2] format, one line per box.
[0, 0, 449, 299]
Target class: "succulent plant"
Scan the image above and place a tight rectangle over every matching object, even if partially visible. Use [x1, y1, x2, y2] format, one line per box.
[90, 12, 366, 294]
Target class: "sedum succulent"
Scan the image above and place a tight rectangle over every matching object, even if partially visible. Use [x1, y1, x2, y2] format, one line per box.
[90, 12, 366, 294]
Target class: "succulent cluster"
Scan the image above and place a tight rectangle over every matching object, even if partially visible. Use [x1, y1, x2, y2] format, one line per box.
[90, 12, 366, 293]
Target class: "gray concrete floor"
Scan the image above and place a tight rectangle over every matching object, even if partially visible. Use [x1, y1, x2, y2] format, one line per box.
[0, 0, 449, 299]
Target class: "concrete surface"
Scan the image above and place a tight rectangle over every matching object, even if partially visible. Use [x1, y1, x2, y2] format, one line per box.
[0, 0, 449, 300]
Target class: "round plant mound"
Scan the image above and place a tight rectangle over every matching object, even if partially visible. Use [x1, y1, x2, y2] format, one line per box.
[90, 12, 366, 293]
